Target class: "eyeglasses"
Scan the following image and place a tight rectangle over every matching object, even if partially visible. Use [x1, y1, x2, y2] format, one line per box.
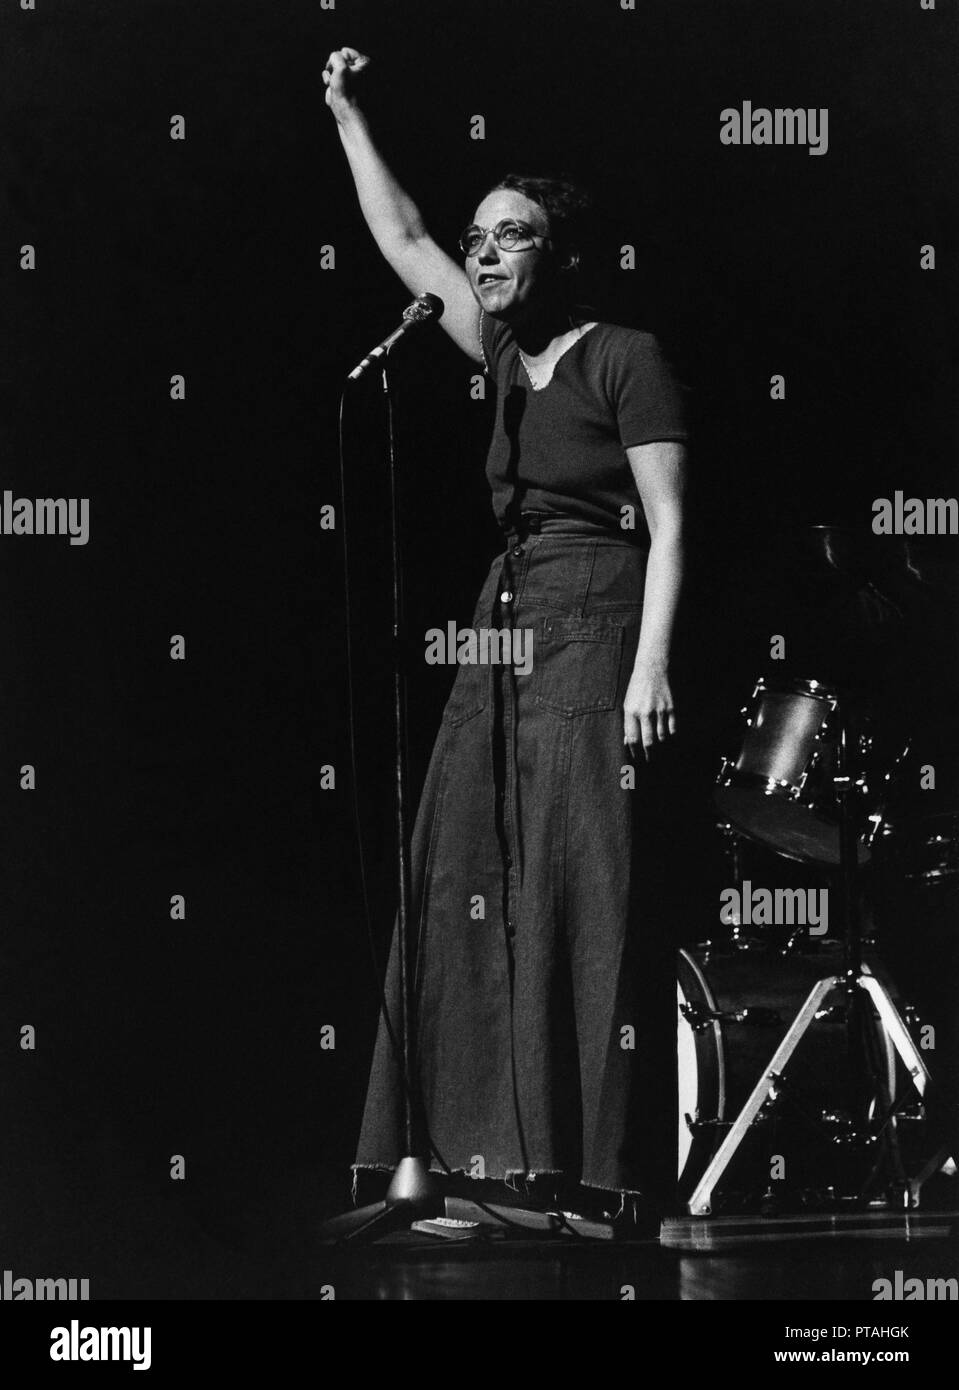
[458, 219, 552, 257]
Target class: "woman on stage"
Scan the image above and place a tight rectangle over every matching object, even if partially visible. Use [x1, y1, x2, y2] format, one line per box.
[325, 46, 689, 1226]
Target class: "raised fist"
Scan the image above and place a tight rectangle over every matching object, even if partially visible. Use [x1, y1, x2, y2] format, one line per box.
[322, 47, 370, 122]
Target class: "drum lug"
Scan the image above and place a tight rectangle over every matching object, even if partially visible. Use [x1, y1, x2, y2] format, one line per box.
[689, 1110, 777, 1131]
[686, 1115, 731, 1134]
[902, 1001, 922, 1032]
[679, 1002, 712, 1032]
[817, 1112, 880, 1148]
[679, 1002, 724, 1032]
[679, 1002, 783, 1030]
[892, 1101, 926, 1123]
[734, 1006, 783, 1027]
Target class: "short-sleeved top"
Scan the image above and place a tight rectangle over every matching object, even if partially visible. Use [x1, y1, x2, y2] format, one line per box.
[480, 312, 689, 538]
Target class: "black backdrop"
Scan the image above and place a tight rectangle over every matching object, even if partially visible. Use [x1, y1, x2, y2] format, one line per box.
[2, 0, 957, 1297]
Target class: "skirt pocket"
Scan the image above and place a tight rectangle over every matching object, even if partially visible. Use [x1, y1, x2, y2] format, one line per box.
[439, 570, 499, 728]
[442, 658, 488, 726]
[533, 614, 625, 718]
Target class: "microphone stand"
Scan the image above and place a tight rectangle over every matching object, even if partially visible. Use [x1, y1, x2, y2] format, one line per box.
[318, 355, 440, 1244]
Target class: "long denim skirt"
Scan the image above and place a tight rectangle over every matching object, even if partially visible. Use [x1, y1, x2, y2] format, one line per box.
[354, 516, 678, 1198]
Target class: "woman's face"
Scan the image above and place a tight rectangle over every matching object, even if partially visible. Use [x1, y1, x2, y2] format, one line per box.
[464, 188, 556, 320]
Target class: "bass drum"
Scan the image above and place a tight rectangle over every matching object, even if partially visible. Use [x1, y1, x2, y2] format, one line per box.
[677, 943, 899, 1204]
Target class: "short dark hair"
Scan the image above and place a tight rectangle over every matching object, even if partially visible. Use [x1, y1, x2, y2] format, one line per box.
[485, 172, 593, 277]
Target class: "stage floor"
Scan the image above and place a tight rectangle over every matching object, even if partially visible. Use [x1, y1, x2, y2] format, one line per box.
[320, 1224, 958, 1302]
[5, 1150, 956, 1300]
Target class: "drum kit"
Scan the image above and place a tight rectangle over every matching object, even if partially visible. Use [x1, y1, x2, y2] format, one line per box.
[676, 527, 958, 1217]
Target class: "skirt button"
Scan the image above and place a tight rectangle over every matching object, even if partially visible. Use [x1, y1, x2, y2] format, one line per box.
[500, 590, 513, 604]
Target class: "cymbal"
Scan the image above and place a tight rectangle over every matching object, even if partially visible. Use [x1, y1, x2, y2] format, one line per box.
[760, 525, 958, 606]
[902, 535, 959, 593]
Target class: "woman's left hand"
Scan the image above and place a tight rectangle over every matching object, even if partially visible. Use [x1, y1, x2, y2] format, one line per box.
[623, 660, 677, 762]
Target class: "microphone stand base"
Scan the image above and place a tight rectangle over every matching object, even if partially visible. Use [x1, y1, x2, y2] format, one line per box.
[317, 1158, 442, 1245]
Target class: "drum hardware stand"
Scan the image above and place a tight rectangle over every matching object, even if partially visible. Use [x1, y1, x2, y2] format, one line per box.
[716, 823, 764, 952]
[688, 700, 944, 1218]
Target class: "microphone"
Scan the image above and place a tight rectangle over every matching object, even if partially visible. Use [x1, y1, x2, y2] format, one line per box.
[347, 293, 445, 382]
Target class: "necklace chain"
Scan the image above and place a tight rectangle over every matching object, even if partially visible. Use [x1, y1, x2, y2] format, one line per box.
[517, 324, 584, 391]
[517, 348, 546, 390]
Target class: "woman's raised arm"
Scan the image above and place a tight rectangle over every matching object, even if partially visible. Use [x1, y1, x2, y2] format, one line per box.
[324, 48, 483, 363]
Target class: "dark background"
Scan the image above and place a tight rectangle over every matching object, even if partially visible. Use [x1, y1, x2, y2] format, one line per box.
[1, 0, 956, 1296]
